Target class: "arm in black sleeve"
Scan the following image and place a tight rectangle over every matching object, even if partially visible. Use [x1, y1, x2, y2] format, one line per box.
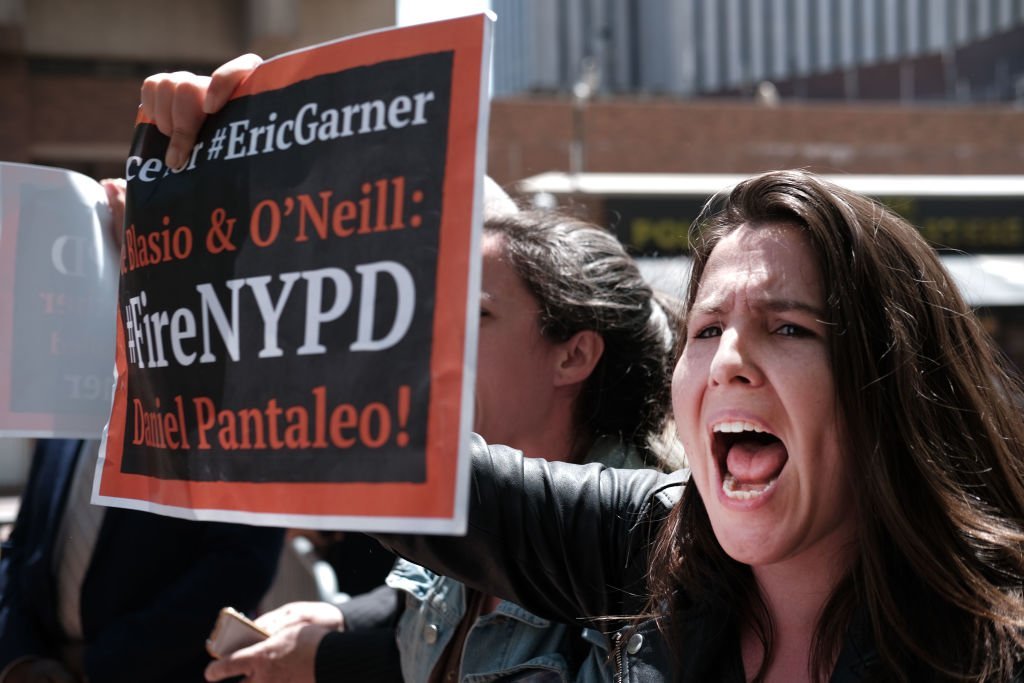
[313, 576, 403, 680]
[338, 584, 400, 631]
[315, 628, 402, 682]
[375, 433, 684, 624]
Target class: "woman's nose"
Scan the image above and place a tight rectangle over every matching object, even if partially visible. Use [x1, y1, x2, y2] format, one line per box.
[708, 328, 764, 387]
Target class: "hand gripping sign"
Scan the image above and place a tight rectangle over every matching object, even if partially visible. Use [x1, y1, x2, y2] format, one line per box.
[97, 14, 493, 534]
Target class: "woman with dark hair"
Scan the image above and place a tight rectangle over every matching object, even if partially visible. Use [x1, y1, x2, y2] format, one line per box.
[652, 169, 1024, 681]
[473, 210, 680, 466]
[379, 169, 1024, 682]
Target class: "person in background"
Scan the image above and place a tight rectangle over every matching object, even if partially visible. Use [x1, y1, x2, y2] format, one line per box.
[387, 209, 681, 683]
[0, 177, 284, 683]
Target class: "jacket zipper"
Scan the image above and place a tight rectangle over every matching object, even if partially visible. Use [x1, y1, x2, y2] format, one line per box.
[613, 632, 624, 683]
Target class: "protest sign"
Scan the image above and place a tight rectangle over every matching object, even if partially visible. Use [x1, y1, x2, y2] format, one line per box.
[0, 162, 118, 438]
[97, 14, 492, 534]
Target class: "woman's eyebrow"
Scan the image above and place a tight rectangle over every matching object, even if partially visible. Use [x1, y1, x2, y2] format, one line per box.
[688, 296, 824, 319]
[757, 297, 825, 318]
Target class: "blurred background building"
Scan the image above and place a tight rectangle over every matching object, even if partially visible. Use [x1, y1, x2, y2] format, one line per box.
[492, 0, 1024, 102]
[482, 0, 1024, 376]
[0, 0, 395, 181]
[0, 0, 1022, 489]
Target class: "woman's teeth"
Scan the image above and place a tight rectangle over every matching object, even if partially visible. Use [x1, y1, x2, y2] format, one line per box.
[713, 421, 767, 434]
[722, 472, 778, 500]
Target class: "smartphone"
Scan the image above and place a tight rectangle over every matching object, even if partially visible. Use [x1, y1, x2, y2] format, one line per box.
[206, 606, 270, 659]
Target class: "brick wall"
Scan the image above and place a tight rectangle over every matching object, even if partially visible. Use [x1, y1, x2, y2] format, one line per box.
[29, 74, 140, 149]
[487, 97, 1024, 184]
[0, 57, 30, 163]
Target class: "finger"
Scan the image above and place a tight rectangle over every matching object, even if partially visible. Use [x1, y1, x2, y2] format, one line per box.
[204, 655, 251, 682]
[143, 71, 203, 168]
[141, 70, 208, 169]
[255, 605, 302, 633]
[163, 73, 210, 170]
[100, 178, 127, 250]
[140, 75, 158, 122]
[253, 602, 290, 627]
[253, 613, 281, 632]
[206, 637, 272, 681]
[140, 72, 175, 132]
[205, 53, 263, 114]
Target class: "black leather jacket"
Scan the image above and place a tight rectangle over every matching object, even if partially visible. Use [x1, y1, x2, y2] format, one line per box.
[378, 435, 1024, 682]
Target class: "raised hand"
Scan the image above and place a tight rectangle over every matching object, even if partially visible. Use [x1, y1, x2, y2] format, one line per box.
[140, 53, 263, 169]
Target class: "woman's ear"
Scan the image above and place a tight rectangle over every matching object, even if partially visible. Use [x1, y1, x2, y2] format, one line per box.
[553, 330, 605, 387]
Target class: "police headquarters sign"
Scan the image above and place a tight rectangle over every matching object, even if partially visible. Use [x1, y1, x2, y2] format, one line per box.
[97, 15, 492, 534]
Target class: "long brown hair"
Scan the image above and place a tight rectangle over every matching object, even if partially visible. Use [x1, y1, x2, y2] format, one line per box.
[648, 170, 1024, 681]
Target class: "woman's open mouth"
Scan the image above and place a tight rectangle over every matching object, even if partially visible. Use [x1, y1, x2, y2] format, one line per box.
[712, 421, 788, 501]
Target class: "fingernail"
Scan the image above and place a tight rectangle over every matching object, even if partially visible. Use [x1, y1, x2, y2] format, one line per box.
[166, 147, 184, 170]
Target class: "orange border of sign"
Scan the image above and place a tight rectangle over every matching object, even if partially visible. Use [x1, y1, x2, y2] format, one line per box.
[102, 14, 488, 523]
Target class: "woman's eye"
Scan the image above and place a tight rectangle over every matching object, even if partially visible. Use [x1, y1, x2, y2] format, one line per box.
[776, 323, 809, 337]
[694, 325, 722, 339]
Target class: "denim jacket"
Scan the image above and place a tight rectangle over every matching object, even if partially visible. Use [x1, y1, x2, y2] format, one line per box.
[388, 437, 650, 683]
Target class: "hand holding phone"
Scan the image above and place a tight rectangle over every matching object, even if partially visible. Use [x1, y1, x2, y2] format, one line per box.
[206, 606, 270, 659]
